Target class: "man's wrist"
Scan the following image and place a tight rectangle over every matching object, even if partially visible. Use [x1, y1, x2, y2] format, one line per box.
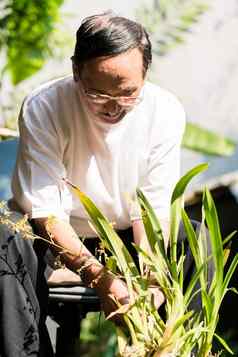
[70, 254, 106, 287]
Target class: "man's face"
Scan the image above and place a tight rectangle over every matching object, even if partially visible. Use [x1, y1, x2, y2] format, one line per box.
[75, 48, 145, 125]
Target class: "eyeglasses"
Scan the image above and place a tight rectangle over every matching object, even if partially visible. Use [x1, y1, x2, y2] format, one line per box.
[83, 91, 143, 107]
[79, 77, 143, 107]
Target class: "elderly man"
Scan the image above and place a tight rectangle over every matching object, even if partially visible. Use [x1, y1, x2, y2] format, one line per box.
[0, 12, 185, 356]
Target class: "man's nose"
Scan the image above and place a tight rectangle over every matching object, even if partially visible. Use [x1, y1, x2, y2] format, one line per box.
[104, 99, 120, 113]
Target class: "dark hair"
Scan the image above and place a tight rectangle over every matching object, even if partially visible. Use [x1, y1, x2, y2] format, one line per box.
[71, 11, 152, 78]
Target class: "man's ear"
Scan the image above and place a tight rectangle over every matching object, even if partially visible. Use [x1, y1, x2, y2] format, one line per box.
[72, 63, 80, 82]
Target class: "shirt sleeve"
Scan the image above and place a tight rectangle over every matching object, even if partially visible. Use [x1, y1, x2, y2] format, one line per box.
[130, 91, 186, 222]
[11, 95, 71, 221]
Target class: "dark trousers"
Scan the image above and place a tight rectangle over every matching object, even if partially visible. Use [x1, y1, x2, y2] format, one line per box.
[0, 213, 54, 357]
[0, 212, 213, 356]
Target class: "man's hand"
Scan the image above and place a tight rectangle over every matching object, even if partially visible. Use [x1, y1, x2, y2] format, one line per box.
[148, 285, 165, 310]
[93, 271, 129, 325]
[95, 270, 165, 325]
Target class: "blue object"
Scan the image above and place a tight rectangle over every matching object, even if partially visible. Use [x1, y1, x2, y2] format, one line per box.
[0, 139, 19, 200]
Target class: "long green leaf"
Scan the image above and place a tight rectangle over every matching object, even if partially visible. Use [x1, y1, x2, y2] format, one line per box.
[181, 210, 209, 287]
[201, 290, 213, 323]
[136, 188, 166, 258]
[223, 231, 237, 246]
[171, 163, 208, 204]
[170, 311, 194, 335]
[182, 122, 236, 156]
[170, 164, 208, 268]
[221, 253, 238, 301]
[65, 180, 139, 279]
[99, 219, 139, 277]
[181, 209, 201, 269]
[169, 199, 181, 275]
[214, 333, 234, 355]
[203, 188, 224, 303]
[116, 327, 128, 356]
[132, 244, 172, 299]
[184, 263, 207, 308]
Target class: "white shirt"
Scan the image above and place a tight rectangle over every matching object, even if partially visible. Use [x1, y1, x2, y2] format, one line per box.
[12, 75, 185, 237]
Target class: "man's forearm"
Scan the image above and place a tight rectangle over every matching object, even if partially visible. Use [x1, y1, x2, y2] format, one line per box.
[33, 217, 88, 259]
[32, 217, 103, 285]
[32, 217, 130, 310]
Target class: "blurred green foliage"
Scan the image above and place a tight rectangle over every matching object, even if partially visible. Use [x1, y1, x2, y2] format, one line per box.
[136, 0, 208, 56]
[79, 312, 118, 357]
[183, 123, 236, 157]
[0, 0, 64, 84]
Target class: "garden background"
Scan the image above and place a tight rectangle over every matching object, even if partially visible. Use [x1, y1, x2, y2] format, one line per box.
[1, 0, 238, 355]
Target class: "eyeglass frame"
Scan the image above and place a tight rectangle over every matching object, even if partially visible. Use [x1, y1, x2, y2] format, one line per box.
[78, 75, 144, 108]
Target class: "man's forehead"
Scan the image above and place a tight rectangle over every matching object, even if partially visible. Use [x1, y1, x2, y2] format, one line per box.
[80, 49, 143, 79]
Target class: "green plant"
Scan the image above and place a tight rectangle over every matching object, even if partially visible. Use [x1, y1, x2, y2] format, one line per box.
[66, 164, 238, 356]
[182, 123, 236, 157]
[0, 0, 74, 138]
[79, 312, 118, 357]
[0, 0, 65, 84]
[1, 164, 237, 355]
